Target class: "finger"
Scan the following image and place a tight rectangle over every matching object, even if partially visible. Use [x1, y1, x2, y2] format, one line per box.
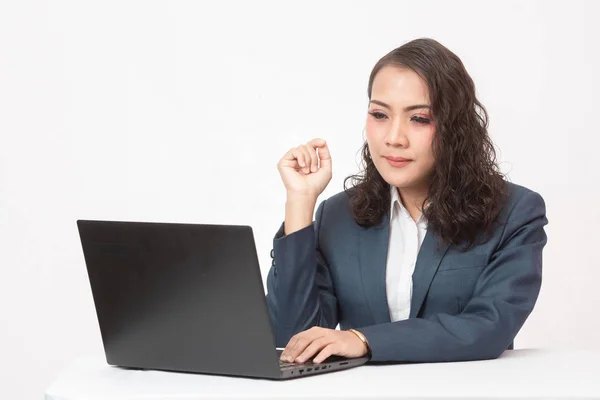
[281, 334, 310, 362]
[313, 343, 337, 364]
[316, 142, 332, 170]
[292, 148, 308, 169]
[278, 154, 302, 170]
[307, 138, 327, 148]
[280, 335, 300, 361]
[281, 148, 305, 167]
[295, 337, 329, 363]
[283, 148, 308, 173]
[301, 143, 319, 173]
[287, 337, 312, 362]
[306, 138, 329, 170]
[296, 146, 312, 174]
[282, 327, 325, 362]
[290, 327, 327, 360]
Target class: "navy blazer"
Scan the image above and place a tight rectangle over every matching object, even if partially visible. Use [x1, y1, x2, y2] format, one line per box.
[265, 181, 548, 362]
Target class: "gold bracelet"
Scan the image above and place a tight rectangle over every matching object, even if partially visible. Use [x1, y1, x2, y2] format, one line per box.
[348, 328, 372, 358]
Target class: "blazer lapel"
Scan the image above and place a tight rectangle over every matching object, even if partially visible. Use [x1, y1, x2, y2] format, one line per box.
[409, 230, 451, 318]
[358, 212, 452, 323]
[358, 215, 392, 325]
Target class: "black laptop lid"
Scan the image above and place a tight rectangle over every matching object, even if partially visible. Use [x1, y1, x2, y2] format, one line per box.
[77, 220, 281, 378]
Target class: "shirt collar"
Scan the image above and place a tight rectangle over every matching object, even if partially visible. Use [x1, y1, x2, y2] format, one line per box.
[389, 185, 429, 224]
[390, 185, 403, 221]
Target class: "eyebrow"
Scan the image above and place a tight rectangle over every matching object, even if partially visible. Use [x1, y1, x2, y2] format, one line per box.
[370, 100, 430, 112]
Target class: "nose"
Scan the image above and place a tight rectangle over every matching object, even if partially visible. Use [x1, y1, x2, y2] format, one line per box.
[384, 120, 408, 148]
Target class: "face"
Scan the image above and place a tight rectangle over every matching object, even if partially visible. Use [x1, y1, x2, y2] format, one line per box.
[366, 65, 436, 195]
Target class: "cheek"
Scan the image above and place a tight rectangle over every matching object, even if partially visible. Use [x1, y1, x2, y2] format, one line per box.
[365, 119, 378, 140]
[365, 121, 379, 147]
[415, 130, 435, 159]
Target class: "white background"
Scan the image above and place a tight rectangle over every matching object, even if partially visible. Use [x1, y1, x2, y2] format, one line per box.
[1, 1, 598, 398]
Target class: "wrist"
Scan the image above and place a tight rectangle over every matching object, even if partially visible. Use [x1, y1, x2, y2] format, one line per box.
[284, 196, 316, 236]
[286, 191, 318, 205]
[348, 328, 372, 359]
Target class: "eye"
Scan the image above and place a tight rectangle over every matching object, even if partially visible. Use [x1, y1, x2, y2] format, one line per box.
[368, 111, 388, 120]
[411, 116, 431, 124]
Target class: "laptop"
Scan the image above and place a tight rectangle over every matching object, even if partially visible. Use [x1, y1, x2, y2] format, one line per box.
[77, 220, 369, 379]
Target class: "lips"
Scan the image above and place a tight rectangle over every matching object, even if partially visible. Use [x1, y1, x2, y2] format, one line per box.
[385, 156, 412, 162]
[384, 155, 413, 169]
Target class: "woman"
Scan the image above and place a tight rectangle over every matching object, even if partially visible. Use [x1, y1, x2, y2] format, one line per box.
[266, 38, 548, 365]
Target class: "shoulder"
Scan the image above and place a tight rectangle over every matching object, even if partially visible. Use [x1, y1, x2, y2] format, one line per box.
[314, 189, 355, 231]
[493, 181, 547, 247]
[501, 181, 546, 220]
[319, 189, 351, 212]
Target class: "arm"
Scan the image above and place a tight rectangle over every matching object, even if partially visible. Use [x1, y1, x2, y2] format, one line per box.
[360, 190, 548, 362]
[265, 199, 339, 347]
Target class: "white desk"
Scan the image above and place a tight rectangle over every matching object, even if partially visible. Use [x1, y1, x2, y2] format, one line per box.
[46, 349, 600, 400]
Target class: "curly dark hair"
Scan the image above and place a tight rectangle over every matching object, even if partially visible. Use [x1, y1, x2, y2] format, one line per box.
[344, 38, 508, 251]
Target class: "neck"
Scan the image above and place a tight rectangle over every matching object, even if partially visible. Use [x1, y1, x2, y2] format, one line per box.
[396, 186, 429, 223]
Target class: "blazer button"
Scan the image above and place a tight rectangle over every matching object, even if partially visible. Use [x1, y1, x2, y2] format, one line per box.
[270, 249, 275, 258]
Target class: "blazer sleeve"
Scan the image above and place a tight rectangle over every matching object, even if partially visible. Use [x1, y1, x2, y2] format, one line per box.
[265, 199, 338, 347]
[359, 190, 548, 362]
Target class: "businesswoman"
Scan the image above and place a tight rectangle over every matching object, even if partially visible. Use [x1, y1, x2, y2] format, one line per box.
[266, 38, 548, 364]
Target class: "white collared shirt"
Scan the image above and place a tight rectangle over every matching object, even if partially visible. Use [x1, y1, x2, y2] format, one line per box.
[385, 185, 428, 322]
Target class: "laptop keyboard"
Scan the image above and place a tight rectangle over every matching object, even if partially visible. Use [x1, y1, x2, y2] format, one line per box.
[277, 349, 337, 368]
[279, 360, 298, 368]
[276, 348, 351, 372]
[277, 350, 309, 368]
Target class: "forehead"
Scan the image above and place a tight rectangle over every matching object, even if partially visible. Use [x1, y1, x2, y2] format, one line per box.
[371, 65, 430, 106]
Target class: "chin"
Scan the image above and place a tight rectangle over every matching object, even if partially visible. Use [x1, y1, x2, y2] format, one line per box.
[377, 171, 410, 187]
[384, 177, 415, 189]
[376, 161, 430, 190]
[380, 169, 429, 190]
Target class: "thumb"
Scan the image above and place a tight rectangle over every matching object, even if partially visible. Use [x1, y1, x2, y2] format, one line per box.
[317, 142, 332, 170]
